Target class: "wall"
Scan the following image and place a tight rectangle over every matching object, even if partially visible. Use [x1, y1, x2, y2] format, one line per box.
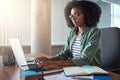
[97, 1, 111, 27]
[0, 0, 31, 45]
[51, 0, 70, 45]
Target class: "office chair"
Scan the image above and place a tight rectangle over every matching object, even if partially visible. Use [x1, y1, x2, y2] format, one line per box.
[101, 27, 120, 73]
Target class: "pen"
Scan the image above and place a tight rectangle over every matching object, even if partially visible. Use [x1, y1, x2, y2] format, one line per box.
[73, 77, 92, 80]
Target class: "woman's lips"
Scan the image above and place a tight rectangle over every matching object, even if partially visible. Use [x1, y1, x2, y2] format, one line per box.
[73, 22, 78, 26]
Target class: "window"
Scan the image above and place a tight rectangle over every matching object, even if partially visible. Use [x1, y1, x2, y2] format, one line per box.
[0, 0, 31, 46]
[111, 4, 120, 28]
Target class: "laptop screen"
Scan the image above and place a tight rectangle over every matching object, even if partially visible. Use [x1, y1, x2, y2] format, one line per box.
[9, 38, 29, 70]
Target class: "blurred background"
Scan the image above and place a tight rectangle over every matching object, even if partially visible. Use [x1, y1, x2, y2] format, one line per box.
[0, 0, 120, 56]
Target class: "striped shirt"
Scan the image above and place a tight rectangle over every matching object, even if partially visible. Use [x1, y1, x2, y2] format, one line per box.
[71, 35, 82, 58]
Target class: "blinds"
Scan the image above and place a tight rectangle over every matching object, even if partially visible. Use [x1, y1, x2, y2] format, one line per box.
[111, 4, 120, 28]
[102, 0, 120, 5]
[0, 0, 31, 46]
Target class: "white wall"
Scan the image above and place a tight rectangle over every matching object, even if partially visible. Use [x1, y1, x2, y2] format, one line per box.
[97, 1, 111, 27]
[51, 0, 70, 45]
[0, 0, 31, 45]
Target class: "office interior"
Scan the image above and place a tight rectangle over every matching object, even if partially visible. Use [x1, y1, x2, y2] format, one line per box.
[0, 0, 120, 56]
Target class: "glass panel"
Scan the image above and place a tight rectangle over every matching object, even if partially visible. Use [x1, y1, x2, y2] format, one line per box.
[111, 4, 120, 28]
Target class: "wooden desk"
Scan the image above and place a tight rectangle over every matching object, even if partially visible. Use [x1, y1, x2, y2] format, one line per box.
[0, 54, 120, 80]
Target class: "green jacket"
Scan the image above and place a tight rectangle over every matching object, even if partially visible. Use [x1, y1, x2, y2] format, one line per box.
[56, 27, 101, 67]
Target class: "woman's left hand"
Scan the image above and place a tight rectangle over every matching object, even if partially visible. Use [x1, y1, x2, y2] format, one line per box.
[38, 61, 60, 69]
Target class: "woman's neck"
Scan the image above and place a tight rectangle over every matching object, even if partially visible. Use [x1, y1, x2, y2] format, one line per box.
[77, 26, 86, 35]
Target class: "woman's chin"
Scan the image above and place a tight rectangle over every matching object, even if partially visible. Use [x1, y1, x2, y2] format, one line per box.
[73, 24, 79, 27]
[74, 25, 79, 27]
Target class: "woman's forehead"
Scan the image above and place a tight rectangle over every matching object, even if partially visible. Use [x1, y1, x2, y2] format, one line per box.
[71, 7, 82, 14]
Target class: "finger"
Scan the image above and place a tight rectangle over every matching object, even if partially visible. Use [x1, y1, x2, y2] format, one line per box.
[34, 56, 48, 64]
[38, 57, 48, 62]
[41, 61, 57, 69]
[34, 57, 41, 63]
[38, 59, 43, 64]
[38, 63, 43, 68]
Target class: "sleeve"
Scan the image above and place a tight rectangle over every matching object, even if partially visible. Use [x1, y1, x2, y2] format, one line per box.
[55, 29, 74, 60]
[72, 28, 101, 66]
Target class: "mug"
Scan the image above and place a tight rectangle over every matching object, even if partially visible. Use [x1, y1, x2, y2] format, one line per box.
[2, 48, 15, 66]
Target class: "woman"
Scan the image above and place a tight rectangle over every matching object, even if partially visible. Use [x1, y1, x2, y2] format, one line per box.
[35, 0, 102, 69]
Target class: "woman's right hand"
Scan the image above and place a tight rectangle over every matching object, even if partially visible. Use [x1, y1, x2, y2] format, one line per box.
[34, 56, 48, 64]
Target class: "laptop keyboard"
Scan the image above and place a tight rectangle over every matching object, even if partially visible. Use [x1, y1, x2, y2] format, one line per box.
[29, 64, 37, 68]
[26, 57, 35, 62]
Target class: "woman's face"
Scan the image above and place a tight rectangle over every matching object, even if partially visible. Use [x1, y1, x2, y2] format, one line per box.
[69, 7, 85, 27]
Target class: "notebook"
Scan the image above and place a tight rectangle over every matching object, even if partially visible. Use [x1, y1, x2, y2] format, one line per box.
[9, 38, 63, 74]
[63, 65, 108, 76]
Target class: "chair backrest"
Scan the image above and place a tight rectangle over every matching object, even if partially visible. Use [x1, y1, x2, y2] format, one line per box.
[101, 27, 120, 73]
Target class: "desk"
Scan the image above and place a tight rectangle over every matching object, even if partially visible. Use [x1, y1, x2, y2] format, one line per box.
[0, 54, 120, 80]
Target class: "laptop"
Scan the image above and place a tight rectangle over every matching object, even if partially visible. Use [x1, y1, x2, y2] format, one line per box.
[9, 38, 63, 73]
[9, 38, 39, 71]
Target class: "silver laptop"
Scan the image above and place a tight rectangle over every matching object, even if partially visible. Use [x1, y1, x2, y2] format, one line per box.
[9, 38, 63, 73]
[9, 38, 38, 71]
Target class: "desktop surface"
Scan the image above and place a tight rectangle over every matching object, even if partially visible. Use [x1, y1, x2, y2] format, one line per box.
[0, 54, 120, 80]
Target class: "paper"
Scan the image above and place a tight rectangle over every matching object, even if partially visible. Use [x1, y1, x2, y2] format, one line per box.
[44, 72, 93, 80]
[44, 74, 60, 80]
[73, 75, 93, 80]
[55, 73, 75, 80]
